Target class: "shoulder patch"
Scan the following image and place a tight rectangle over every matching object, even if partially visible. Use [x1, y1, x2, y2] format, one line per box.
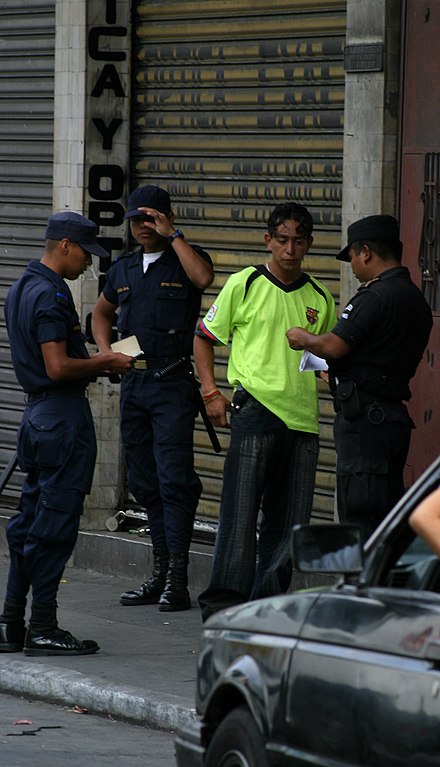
[56, 290, 69, 305]
[205, 303, 218, 322]
[340, 302, 353, 320]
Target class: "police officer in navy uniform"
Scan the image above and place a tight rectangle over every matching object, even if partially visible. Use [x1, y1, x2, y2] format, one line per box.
[0, 212, 134, 655]
[92, 185, 213, 611]
[286, 215, 433, 541]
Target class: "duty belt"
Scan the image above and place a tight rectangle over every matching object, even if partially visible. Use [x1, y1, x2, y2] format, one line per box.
[333, 390, 382, 412]
[333, 378, 401, 420]
[132, 355, 181, 370]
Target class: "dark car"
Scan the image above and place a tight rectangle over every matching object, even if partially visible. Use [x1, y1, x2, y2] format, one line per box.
[175, 457, 440, 767]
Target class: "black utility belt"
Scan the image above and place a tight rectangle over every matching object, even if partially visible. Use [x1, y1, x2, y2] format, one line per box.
[27, 387, 86, 403]
[132, 355, 182, 370]
[333, 379, 401, 420]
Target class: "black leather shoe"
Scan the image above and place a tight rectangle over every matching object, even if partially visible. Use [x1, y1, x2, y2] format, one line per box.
[0, 621, 26, 653]
[23, 627, 100, 656]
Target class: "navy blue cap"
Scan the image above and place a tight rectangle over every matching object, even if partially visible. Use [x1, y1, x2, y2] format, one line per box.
[124, 185, 171, 219]
[45, 211, 109, 259]
[338, 214, 401, 262]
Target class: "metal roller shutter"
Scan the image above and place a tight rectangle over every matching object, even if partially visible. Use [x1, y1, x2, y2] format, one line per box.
[0, 0, 55, 504]
[131, 0, 346, 523]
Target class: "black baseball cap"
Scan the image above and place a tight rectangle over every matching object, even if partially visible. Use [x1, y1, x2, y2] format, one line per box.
[124, 185, 172, 219]
[337, 214, 402, 262]
[45, 211, 109, 258]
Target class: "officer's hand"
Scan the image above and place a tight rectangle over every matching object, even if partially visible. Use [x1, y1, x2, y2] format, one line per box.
[205, 394, 231, 428]
[96, 351, 135, 375]
[137, 207, 175, 239]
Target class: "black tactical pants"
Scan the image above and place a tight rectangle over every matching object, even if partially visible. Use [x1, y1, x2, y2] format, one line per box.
[334, 401, 413, 542]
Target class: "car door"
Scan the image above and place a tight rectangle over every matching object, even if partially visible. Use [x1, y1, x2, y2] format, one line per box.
[283, 540, 440, 766]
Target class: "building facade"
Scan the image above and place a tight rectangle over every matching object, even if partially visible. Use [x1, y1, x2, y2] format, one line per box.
[0, 0, 437, 530]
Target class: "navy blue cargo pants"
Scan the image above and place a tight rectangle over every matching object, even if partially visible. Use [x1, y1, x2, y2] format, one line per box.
[5, 392, 96, 605]
[120, 370, 202, 554]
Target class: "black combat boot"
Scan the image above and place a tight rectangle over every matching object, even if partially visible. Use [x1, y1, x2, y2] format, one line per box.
[120, 549, 169, 605]
[0, 598, 27, 653]
[158, 553, 191, 612]
[24, 601, 99, 656]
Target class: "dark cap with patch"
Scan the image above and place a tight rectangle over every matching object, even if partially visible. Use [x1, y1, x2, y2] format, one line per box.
[337, 214, 401, 262]
[45, 211, 109, 258]
[124, 185, 172, 219]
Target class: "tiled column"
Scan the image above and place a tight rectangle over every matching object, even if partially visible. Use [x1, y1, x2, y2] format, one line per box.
[340, 0, 402, 308]
[52, 0, 131, 528]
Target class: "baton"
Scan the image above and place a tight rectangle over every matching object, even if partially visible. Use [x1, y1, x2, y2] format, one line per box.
[0, 451, 19, 496]
[154, 336, 222, 454]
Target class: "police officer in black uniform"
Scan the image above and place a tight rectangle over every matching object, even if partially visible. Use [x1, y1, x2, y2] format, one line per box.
[286, 215, 433, 541]
[0, 211, 134, 655]
[92, 185, 213, 611]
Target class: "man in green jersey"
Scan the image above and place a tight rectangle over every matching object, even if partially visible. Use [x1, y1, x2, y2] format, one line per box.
[194, 202, 336, 621]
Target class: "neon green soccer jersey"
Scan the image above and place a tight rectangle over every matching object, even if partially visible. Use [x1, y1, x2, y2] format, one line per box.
[198, 265, 336, 433]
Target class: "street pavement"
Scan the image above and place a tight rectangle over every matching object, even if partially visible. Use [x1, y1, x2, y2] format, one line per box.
[0, 557, 203, 733]
[0, 691, 177, 767]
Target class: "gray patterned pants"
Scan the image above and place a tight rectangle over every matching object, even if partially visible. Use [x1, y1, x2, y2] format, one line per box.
[198, 392, 319, 621]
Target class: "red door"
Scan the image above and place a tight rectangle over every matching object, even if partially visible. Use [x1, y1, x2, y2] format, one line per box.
[399, 0, 440, 484]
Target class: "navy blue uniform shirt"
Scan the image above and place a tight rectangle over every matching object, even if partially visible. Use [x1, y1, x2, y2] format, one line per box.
[5, 260, 91, 393]
[329, 266, 433, 401]
[102, 243, 212, 358]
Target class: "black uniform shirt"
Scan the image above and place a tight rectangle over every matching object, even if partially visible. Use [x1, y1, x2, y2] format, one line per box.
[4, 260, 90, 393]
[102, 243, 212, 358]
[329, 266, 433, 401]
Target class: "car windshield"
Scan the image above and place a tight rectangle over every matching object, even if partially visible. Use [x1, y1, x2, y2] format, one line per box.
[383, 534, 440, 592]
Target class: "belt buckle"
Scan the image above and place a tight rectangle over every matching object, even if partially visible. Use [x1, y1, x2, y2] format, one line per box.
[133, 360, 148, 370]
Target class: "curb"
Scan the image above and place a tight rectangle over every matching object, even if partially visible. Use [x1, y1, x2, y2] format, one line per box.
[0, 658, 197, 731]
[0, 513, 214, 591]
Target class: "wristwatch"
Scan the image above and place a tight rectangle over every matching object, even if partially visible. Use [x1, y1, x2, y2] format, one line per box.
[169, 229, 185, 241]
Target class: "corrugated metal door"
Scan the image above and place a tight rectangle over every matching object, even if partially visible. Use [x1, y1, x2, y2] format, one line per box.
[0, 0, 55, 504]
[131, 0, 346, 523]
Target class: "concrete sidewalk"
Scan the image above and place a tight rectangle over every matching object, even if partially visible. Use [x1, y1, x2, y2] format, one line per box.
[0, 512, 214, 732]
[0, 556, 203, 732]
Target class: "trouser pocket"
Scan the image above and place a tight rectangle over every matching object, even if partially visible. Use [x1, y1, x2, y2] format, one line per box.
[18, 415, 65, 471]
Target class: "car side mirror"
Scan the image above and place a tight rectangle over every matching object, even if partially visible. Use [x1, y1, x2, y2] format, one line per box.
[292, 524, 364, 574]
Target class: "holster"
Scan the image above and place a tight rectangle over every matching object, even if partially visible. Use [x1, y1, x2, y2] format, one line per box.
[335, 379, 362, 420]
[230, 384, 250, 413]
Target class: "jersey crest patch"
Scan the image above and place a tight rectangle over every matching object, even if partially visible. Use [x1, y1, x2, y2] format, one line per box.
[205, 303, 218, 322]
[306, 306, 319, 325]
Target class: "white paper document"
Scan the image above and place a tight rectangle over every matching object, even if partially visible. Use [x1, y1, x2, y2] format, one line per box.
[111, 335, 144, 357]
[299, 351, 328, 373]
